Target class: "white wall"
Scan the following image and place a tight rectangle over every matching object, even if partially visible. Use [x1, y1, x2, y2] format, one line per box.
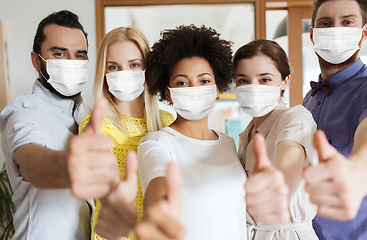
[0, 0, 97, 166]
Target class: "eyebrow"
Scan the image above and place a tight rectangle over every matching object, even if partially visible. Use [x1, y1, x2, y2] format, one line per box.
[49, 46, 88, 54]
[173, 72, 213, 80]
[50, 46, 68, 51]
[317, 14, 358, 22]
[260, 72, 274, 76]
[235, 73, 274, 77]
[128, 58, 143, 62]
[235, 73, 247, 78]
[342, 14, 358, 19]
[106, 61, 118, 64]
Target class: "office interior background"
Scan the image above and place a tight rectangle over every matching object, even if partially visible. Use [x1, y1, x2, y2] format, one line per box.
[1, 0, 367, 166]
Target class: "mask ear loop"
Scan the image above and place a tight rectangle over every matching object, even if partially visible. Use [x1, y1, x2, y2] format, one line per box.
[37, 54, 50, 81]
[165, 86, 173, 105]
[38, 54, 47, 63]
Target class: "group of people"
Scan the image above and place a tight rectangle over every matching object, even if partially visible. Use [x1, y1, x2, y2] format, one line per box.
[1, 0, 367, 240]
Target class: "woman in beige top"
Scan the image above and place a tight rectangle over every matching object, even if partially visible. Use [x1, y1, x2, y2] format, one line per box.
[234, 39, 318, 240]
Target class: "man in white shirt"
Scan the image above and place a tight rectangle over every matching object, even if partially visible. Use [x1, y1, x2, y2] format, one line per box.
[0, 10, 122, 239]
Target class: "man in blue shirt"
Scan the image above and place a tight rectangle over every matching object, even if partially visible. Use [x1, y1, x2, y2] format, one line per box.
[303, 0, 367, 239]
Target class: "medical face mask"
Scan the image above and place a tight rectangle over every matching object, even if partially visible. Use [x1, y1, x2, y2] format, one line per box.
[312, 27, 363, 64]
[235, 84, 280, 117]
[39, 55, 88, 96]
[106, 70, 145, 102]
[168, 85, 217, 121]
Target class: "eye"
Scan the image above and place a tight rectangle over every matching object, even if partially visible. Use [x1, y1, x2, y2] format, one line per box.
[318, 21, 331, 28]
[176, 81, 187, 86]
[342, 19, 354, 26]
[200, 79, 211, 84]
[236, 78, 249, 84]
[260, 78, 271, 83]
[108, 65, 119, 71]
[54, 52, 67, 58]
[76, 54, 86, 59]
[130, 62, 139, 68]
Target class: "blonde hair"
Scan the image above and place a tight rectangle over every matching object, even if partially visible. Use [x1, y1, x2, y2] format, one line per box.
[93, 27, 163, 132]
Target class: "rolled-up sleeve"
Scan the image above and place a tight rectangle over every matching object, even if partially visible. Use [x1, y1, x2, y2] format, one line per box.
[275, 105, 318, 166]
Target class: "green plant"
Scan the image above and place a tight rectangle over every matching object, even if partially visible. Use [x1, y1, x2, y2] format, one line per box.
[0, 163, 14, 239]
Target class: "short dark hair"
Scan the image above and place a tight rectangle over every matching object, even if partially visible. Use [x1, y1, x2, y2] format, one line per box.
[233, 39, 291, 80]
[311, 0, 367, 27]
[33, 10, 88, 54]
[145, 25, 233, 101]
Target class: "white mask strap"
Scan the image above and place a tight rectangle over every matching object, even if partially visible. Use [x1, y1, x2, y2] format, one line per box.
[38, 54, 47, 63]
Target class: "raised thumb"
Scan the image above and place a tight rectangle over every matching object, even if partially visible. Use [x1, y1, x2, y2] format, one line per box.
[83, 98, 108, 134]
[165, 163, 182, 219]
[253, 134, 272, 172]
[313, 130, 337, 163]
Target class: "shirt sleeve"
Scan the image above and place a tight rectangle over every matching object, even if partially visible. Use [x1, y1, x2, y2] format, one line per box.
[159, 109, 175, 127]
[137, 131, 172, 195]
[78, 112, 91, 133]
[3, 109, 56, 155]
[275, 106, 318, 166]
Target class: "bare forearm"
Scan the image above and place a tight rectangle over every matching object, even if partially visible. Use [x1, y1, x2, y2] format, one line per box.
[13, 144, 71, 189]
[273, 141, 305, 196]
[144, 177, 167, 208]
[351, 118, 367, 165]
[348, 119, 367, 187]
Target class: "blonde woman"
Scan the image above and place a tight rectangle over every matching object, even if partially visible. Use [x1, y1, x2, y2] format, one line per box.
[79, 27, 174, 240]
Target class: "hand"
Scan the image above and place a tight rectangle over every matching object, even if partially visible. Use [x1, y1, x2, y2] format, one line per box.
[245, 134, 290, 224]
[95, 151, 139, 240]
[135, 163, 185, 240]
[68, 98, 120, 199]
[303, 130, 366, 220]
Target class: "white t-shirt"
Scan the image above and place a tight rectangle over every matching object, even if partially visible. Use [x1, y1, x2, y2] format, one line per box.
[138, 127, 247, 240]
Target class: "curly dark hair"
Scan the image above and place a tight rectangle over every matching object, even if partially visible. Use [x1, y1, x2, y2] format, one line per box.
[145, 25, 233, 101]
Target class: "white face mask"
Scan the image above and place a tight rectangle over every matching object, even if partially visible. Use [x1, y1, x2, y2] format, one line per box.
[235, 84, 280, 117]
[39, 55, 89, 96]
[168, 85, 217, 121]
[106, 70, 145, 102]
[312, 27, 363, 64]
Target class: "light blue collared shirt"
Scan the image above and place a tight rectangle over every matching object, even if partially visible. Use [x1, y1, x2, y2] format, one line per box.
[0, 80, 91, 240]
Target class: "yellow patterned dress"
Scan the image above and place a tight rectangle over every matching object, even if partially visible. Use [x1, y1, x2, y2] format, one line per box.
[79, 109, 174, 240]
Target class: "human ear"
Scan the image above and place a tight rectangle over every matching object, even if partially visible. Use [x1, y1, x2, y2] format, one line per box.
[281, 75, 290, 91]
[31, 51, 41, 71]
[361, 24, 367, 43]
[309, 27, 314, 45]
[165, 87, 172, 104]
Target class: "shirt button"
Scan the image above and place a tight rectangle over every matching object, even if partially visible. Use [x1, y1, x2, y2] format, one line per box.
[329, 139, 332, 144]
[62, 111, 65, 113]
[317, 101, 321, 105]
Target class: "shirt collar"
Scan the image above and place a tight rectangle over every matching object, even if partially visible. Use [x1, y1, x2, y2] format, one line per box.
[318, 58, 364, 89]
[256, 99, 288, 137]
[32, 80, 83, 116]
[239, 99, 288, 139]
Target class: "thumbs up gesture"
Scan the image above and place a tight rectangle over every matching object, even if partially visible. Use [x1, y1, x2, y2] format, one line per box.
[94, 151, 139, 240]
[68, 98, 120, 199]
[135, 163, 185, 240]
[245, 134, 290, 223]
[303, 130, 366, 220]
